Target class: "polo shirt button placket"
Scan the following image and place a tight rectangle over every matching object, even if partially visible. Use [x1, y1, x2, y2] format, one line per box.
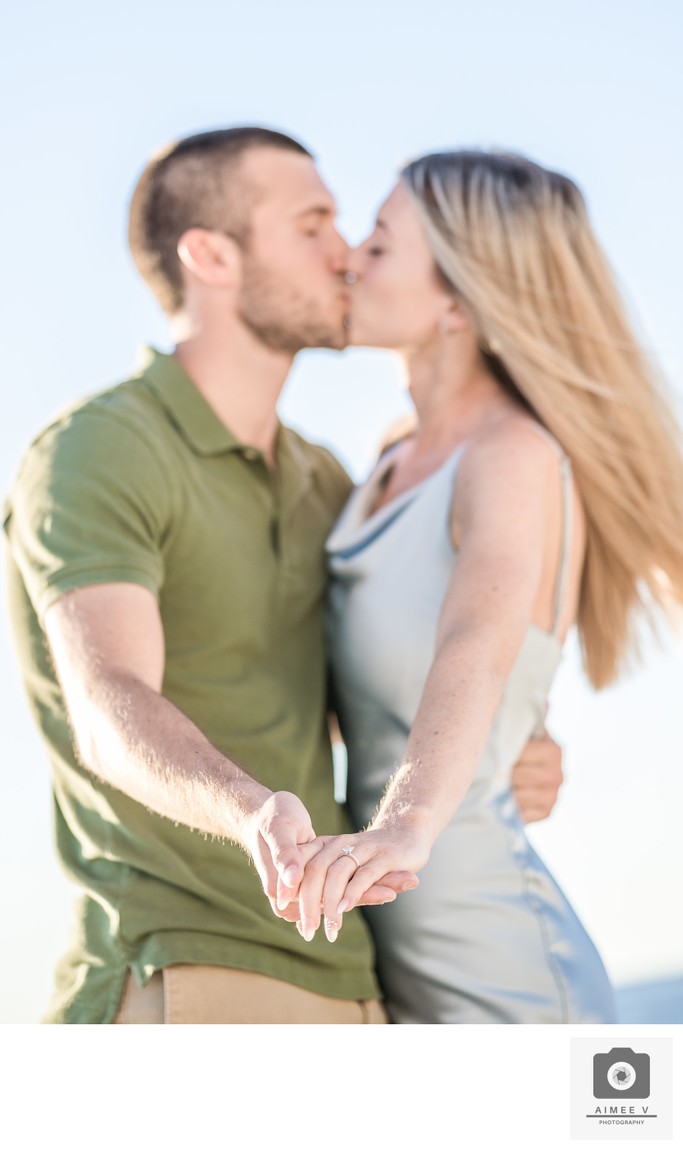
[242, 448, 281, 558]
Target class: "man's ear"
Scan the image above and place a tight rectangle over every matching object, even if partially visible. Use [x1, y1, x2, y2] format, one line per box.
[177, 228, 241, 289]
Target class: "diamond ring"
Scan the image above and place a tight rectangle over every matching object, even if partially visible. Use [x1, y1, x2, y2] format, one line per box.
[340, 845, 360, 872]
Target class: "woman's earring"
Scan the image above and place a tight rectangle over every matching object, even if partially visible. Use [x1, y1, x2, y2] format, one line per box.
[482, 335, 501, 356]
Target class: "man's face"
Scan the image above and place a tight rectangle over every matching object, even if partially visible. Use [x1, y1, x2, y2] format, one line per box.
[235, 148, 351, 353]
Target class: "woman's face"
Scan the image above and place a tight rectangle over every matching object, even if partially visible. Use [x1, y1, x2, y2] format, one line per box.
[347, 181, 455, 349]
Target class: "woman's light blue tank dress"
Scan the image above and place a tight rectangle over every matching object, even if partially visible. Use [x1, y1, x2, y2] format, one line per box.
[326, 440, 617, 1024]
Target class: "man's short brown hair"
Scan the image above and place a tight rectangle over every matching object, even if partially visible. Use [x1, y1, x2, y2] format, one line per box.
[128, 127, 313, 315]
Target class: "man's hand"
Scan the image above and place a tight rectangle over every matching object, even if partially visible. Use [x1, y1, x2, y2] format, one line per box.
[245, 791, 321, 914]
[511, 729, 563, 823]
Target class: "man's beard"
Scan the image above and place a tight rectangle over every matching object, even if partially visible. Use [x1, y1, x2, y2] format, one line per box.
[237, 257, 348, 354]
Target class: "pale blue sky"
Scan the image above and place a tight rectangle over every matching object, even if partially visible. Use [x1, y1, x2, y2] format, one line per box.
[1, 0, 682, 1022]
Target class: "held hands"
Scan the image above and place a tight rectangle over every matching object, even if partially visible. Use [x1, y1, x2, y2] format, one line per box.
[245, 790, 420, 927]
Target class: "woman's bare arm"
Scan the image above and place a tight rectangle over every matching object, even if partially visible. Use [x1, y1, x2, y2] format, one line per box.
[295, 420, 565, 940]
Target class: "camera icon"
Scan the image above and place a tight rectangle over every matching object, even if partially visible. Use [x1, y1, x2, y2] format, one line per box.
[593, 1047, 650, 1099]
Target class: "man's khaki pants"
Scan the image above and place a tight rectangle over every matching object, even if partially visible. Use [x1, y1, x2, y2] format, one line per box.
[114, 965, 388, 1024]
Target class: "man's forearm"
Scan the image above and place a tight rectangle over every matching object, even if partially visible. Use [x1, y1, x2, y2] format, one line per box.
[70, 668, 271, 845]
[41, 583, 314, 886]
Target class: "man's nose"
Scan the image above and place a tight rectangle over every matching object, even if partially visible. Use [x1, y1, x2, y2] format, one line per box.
[330, 232, 353, 275]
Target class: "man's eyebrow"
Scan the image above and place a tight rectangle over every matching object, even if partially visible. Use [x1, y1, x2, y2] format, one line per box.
[294, 204, 337, 220]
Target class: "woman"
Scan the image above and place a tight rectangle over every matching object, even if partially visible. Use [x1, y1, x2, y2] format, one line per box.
[288, 150, 683, 1023]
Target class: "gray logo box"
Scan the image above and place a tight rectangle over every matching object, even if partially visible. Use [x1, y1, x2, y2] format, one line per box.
[571, 1037, 673, 1140]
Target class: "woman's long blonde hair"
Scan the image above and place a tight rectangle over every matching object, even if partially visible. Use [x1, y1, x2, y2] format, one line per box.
[401, 150, 683, 687]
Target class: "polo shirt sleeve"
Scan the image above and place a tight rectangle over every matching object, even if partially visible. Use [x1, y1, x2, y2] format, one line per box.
[4, 406, 172, 621]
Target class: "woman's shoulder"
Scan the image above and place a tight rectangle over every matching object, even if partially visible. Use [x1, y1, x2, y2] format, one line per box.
[461, 413, 566, 475]
[451, 415, 569, 532]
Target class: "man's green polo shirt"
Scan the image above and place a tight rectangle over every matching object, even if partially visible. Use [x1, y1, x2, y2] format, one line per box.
[3, 347, 381, 1022]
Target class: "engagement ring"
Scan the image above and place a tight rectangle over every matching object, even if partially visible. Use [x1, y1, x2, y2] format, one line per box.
[340, 845, 360, 872]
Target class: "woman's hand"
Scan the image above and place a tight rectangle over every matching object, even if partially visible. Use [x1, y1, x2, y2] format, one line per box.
[294, 827, 429, 942]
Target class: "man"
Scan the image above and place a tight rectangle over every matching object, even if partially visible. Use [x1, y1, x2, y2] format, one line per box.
[3, 127, 562, 1024]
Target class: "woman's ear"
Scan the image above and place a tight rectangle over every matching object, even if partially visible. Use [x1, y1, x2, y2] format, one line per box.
[177, 228, 241, 289]
[439, 297, 470, 335]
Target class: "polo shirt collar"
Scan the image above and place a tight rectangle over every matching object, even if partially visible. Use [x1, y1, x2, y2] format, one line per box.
[138, 348, 316, 494]
[276, 422, 314, 484]
[140, 346, 250, 457]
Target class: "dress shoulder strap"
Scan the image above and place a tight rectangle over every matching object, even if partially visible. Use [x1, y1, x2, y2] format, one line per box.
[551, 453, 573, 638]
[523, 422, 573, 639]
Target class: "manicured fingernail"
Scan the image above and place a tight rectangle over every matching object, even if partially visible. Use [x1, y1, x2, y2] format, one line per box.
[302, 919, 316, 942]
[324, 919, 339, 943]
[337, 898, 349, 915]
[402, 881, 418, 892]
